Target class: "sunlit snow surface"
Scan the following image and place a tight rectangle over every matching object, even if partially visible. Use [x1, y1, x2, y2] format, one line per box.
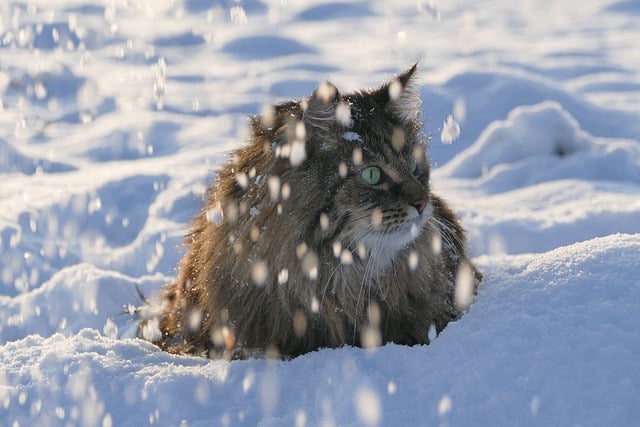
[1, 0, 640, 425]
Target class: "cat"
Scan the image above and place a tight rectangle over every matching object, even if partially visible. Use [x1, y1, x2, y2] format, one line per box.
[139, 64, 482, 359]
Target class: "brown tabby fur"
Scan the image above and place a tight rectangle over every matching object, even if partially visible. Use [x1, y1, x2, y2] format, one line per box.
[141, 64, 482, 359]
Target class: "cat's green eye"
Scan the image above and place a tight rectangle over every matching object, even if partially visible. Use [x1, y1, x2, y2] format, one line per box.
[361, 166, 381, 185]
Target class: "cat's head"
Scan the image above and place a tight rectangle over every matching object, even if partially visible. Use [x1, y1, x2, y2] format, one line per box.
[259, 64, 431, 268]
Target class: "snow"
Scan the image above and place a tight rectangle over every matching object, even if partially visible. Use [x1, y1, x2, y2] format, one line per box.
[342, 131, 362, 142]
[1, 0, 639, 426]
[439, 114, 460, 144]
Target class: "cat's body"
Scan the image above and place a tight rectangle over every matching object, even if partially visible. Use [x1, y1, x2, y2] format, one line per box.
[143, 64, 481, 359]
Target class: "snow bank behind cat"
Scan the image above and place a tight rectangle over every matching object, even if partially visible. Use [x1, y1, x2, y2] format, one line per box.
[439, 102, 640, 192]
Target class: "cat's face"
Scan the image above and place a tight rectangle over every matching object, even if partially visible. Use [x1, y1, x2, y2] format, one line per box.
[329, 89, 431, 269]
[269, 64, 431, 269]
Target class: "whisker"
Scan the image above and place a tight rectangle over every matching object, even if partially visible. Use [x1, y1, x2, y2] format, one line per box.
[431, 217, 464, 251]
[429, 218, 457, 252]
[320, 261, 343, 312]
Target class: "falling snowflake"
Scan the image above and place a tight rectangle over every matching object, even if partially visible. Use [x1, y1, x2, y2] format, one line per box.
[441, 114, 460, 144]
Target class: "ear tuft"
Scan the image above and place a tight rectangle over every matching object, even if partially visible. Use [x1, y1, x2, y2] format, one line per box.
[396, 62, 419, 88]
[383, 63, 422, 122]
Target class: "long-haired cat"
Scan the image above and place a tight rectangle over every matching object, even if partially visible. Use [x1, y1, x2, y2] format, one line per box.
[140, 64, 482, 359]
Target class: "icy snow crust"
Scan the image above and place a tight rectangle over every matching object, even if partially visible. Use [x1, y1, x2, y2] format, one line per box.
[1, 0, 640, 426]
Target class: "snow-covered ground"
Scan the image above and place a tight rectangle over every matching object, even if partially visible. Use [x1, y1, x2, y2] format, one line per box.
[1, 0, 639, 425]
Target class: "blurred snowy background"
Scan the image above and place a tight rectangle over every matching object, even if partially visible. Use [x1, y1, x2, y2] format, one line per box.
[1, 0, 639, 426]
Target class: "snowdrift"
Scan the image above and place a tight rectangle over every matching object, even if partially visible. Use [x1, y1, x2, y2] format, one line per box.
[2, 233, 639, 426]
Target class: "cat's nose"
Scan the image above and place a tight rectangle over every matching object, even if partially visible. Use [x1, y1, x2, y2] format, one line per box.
[411, 191, 429, 215]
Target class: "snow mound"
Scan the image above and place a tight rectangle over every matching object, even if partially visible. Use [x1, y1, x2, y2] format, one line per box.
[0, 172, 176, 296]
[1, 64, 116, 133]
[0, 263, 163, 343]
[440, 102, 640, 192]
[425, 71, 640, 167]
[0, 138, 74, 174]
[2, 234, 639, 426]
[459, 179, 640, 255]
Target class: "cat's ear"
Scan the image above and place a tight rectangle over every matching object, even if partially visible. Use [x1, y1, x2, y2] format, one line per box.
[303, 81, 341, 132]
[376, 63, 422, 122]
